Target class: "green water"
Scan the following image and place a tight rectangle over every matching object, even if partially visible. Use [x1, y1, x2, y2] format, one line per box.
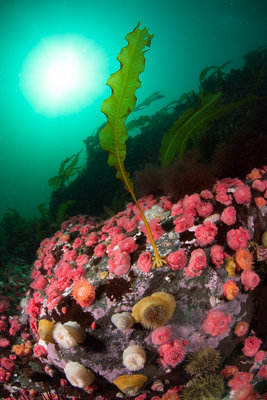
[0, 0, 266, 218]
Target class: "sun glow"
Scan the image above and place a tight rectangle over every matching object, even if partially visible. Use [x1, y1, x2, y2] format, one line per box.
[20, 35, 107, 116]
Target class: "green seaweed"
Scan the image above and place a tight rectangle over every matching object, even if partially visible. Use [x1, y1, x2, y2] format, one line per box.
[49, 150, 82, 190]
[159, 91, 258, 166]
[199, 60, 231, 93]
[99, 23, 153, 190]
[159, 91, 223, 166]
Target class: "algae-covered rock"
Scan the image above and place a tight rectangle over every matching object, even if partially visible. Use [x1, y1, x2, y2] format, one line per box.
[19, 167, 267, 398]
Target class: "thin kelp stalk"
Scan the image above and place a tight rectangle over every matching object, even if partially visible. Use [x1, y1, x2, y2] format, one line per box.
[122, 173, 166, 267]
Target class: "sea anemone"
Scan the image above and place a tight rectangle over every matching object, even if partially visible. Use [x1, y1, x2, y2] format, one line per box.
[38, 319, 55, 343]
[235, 248, 254, 270]
[227, 227, 250, 251]
[225, 257, 236, 277]
[224, 280, 239, 300]
[219, 365, 238, 378]
[241, 270, 260, 291]
[52, 321, 86, 349]
[185, 348, 221, 376]
[159, 339, 185, 368]
[71, 278, 96, 307]
[221, 206, 236, 225]
[161, 390, 180, 400]
[233, 184, 251, 204]
[64, 361, 95, 388]
[182, 374, 224, 400]
[194, 221, 218, 247]
[113, 374, 148, 396]
[203, 309, 230, 336]
[185, 248, 207, 278]
[122, 345, 146, 371]
[111, 312, 134, 330]
[151, 326, 173, 345]
[210, 244, 225, 268]
[232, 383, 259, 400]
[234, 321, 249, 337]
[131, 292, 176, 329]
[242, 335, 262, 357]
[228, 372, 253, 390]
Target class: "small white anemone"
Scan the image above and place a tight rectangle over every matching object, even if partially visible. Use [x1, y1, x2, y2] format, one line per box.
[52, 321, 86, 349]
[111, 312, 134, 330]
[204, 213, 220, 224]
[64, 361, 94, 388]
[123, 345, 146, 371]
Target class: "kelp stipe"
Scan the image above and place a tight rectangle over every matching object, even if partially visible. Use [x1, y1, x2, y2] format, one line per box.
[99, 23, 166, 267]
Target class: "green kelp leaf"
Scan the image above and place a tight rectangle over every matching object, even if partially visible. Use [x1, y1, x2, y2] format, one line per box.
[99, 24, 166, 268]
[159, 92, 258, 166]
[159, 92, 223, 166]
[99, 23, 153, 192]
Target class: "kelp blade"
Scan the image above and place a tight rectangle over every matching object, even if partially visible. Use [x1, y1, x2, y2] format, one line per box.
[159, 91, 256, 166]
[99, 23, 153, 192]
[159, 92, 223, 166]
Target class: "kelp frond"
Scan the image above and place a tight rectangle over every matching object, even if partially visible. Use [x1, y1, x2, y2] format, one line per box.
[99, 23, 166, 268]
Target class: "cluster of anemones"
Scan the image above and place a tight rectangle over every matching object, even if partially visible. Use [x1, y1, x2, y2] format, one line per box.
[234, 247, 260, 291]
[20, 166, 266, 399]
[149, 326, 186, 369]
[220, 358, 266, 400]
[26, 166, 266, 332]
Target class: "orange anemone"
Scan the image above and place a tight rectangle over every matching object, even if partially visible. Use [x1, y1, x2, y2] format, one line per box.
[72, 278, 95, 307]
[235, 248, 253, 271]
[224, 280, 239, 300]
[234, 321, 249, 337]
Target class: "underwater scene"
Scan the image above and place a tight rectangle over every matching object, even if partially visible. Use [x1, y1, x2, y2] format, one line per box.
[0, 0, 267, 399]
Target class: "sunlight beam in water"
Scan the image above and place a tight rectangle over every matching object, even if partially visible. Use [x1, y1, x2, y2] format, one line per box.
[20, 34, 107, 117]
